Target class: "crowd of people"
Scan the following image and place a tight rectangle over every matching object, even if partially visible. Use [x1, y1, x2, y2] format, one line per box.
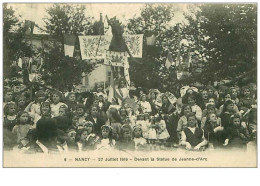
[3, 76, 257, 154]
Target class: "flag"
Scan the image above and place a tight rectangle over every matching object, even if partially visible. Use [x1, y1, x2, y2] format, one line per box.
[108, 67, 116, 103]
[124, 58, 130, 87]
[64, 34, 76, 57]
[186, 49, 191, 68]
[108, 66, 128, 104]
[176, 25, 181, 68]
[165, 52, 173, 70]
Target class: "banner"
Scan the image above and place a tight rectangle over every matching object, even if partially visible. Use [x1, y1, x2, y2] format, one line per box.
[165, 52, 173, 69]
[79, 34, 143, 59]
[79, 35, 112, 59]
[105, 51, 127, 67]
[124, 34, 143, 58]
[64, 34, 76, 57]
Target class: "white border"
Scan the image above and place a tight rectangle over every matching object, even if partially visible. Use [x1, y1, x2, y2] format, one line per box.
[0, 1, 259, 186]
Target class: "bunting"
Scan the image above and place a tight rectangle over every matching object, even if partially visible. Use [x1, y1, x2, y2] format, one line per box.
[64, 34, 76, 57]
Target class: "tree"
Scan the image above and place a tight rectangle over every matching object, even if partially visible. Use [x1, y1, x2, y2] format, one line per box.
[127, 4, 177, 92]
[127, 4, 257, 93]
[39, 4, 95, 91]
[184, 4, 257, 84]
[3, 4, 35, 78]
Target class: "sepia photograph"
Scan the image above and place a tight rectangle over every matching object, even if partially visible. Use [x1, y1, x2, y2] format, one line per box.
[2, 2, 257, 167]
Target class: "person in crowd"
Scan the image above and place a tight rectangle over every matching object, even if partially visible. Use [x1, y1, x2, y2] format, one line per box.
[84, 121, 99, 150]
[25, 90, 46, 121]
[187, 94, 202, 123]
[65, 129, 78, 151]
[75, 103, 87, 125]
[148, 89, 159, 115]
[65, 92, 77, 112]
[223, 114, 250, 150]
[96, 125, 115, 150]
[200, 89, 209, 110]
[3, 89, 13, 108]
[76, 128, 89, 152]
[115, 124, 135, 151]
[15, 95, 28, 112]
[107, 107, 122, 140]
[50, 91, 67, 117]
[202, 97, 219, 117]
[230, 87, 240, 105]
[218, 92, 240, 116]
[29, 118, 64, 153]
[119, 107, 128, 124]
[177, 104, 192, 139]
[12, 111, 33, 143]
[132, 125, 147, 150]
[96, 93, 109, 121]
[3, 102, 18, 131]
[239, 86, 256, 113]
[136, 113, 149, 140]
[203, 113, 224, 149]
[138, 94, 152, 114]
[70, 114, 80, 131]
[154, 115, 170, 146]
[180, 113, 207, 150]
[30, 101, 52, 127]
[85, 105, 105, 135]
[201, 104, 221, 129]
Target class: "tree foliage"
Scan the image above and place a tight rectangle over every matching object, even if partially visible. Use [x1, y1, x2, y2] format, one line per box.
[40, 4, 95, 91]
[184, 4, 257, 84]
[127, 4, 257, 93]
[3, 4, 35, 77]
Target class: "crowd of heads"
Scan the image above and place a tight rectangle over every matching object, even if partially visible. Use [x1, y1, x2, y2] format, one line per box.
[3, 80, 257, 153]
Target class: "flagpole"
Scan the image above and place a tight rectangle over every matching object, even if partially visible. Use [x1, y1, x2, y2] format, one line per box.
[176, 24, 181, 71]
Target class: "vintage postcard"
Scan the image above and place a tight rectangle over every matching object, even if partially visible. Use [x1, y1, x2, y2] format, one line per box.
[2, 2, 257, 167]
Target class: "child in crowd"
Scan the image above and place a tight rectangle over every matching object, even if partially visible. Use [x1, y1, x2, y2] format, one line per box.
[96, 125, 115, 150]
[133, 126, 147, 150]
[107, 107, 122, 140]
[12, 111, 32, 143]
[115, 124, 135, 151]
[136, 113, 149, 139]
[50, 91, 67, 117]
[138, 94, 152, 114]
[31, 101, 52, 127]
[84, 121, 100, 150]
[25, 90, 46, 120]
[201, 104, 221, 129]
[180, 113, 207, 150]
[148, 116, 157, 145]
[218, 93, 240, 116]
[230, 87, 239, 105]
[76, 128, 89, 152]
[239, 86, 256, 113]
[187, 95, 202, 122]
[75, 103, 87, 125]
[223, 114, 250, 150]
[66, 129, 78, 151]
[70, 114, 80, 131]
[203, 113, 224, 149]
[65, 92, 77, 112]
[3, 102, 18, 131]
[155, 115, 170, 146]
[86, 105, 105, 135]
[3, 89, 13, 108]
[15, 95, 28, 112]
[177, 104, 192, 138]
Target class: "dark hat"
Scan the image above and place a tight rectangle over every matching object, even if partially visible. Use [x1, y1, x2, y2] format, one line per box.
[36, 118, 58, 141]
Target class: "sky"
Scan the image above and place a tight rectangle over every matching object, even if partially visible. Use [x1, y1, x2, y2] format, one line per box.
[7, 3, 189, 34]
